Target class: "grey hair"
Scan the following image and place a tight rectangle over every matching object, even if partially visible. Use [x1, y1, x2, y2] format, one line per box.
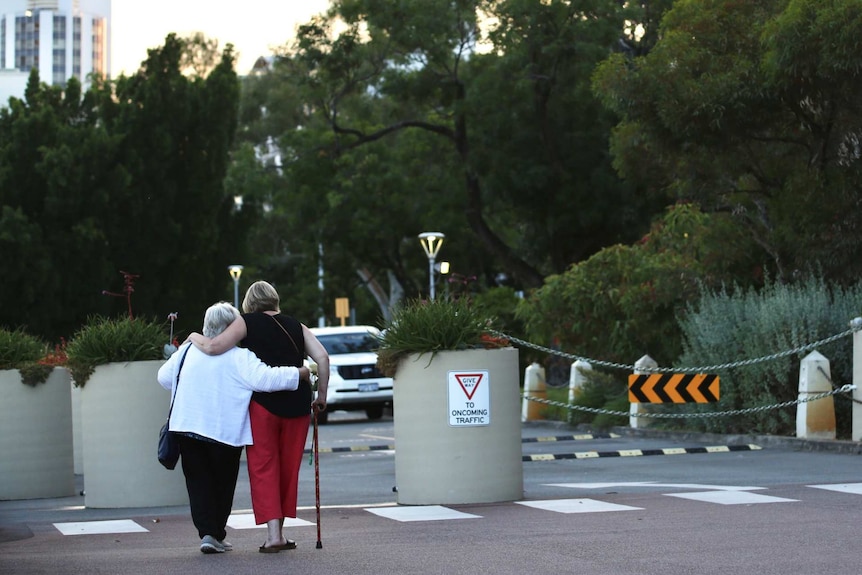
[202, 302, 241, 338]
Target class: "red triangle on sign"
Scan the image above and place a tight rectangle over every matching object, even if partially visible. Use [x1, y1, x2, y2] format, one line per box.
[454, 373, 484, 400]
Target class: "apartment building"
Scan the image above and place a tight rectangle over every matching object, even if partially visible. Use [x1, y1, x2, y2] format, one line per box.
[0, 0, 110, 103]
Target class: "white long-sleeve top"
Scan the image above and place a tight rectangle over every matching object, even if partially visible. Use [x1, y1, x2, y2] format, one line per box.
[157, 342, 300, 447]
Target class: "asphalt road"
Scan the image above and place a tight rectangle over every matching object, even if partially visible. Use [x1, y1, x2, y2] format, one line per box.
[2, 410, 861, 575]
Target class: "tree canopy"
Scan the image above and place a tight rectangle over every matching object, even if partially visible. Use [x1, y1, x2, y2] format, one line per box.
[228, 0, 672, 324]
[0, 34, 251, 341]
[593, 0, 862, 284]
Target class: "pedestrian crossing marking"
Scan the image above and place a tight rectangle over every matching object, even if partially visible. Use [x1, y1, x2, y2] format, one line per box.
[226, 514, 314, 529]
[54, 519, 148, 536]
[807, 483, 862, 495]
[665, 491, 797, 505]
[547, 481, 765, 491]
[47, 482, 862, 537]
[516, 499, 643, 514]
[365, 505, 481, 522]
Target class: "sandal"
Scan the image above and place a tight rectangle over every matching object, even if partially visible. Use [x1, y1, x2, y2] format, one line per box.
[259, 539, 297, 553]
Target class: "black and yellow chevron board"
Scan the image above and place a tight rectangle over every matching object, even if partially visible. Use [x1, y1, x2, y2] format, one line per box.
[628, 373, 720, 403]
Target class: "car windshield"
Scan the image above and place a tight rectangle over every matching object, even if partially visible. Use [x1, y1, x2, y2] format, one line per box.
[317, 332, 380, 355]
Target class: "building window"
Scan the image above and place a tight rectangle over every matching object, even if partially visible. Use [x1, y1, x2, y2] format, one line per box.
[92, 17, 105, 76]
[14, 14, 39, 72]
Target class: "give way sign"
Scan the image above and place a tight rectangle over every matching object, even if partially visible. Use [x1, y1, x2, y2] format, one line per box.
[447, 370, 490, 427]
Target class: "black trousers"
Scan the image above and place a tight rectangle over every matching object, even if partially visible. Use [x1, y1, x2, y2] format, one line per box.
[177, 434, 242, 541]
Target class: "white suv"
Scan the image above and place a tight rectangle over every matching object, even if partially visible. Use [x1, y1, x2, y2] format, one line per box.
[310, 325, 393, 423]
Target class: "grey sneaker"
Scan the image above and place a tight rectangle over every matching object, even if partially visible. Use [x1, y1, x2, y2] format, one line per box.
[200, 535, 225, 554]
[219, 539, 233, 551]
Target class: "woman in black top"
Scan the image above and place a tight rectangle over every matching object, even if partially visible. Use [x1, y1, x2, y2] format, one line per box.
[189, 281, 330, 552]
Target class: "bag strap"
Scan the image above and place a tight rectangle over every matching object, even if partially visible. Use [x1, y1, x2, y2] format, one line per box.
[270, 314, 301, 355]
[166, 344, 192, 429]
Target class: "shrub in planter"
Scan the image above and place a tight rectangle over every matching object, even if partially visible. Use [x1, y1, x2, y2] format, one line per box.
[66, 316, 169, 386]
[376, 297, 508, 376]
[0, 327, 58, 386]
[377, 297, 521, 505]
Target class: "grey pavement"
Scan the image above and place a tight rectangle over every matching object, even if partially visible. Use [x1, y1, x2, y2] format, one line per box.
[2, 415, 862, 575]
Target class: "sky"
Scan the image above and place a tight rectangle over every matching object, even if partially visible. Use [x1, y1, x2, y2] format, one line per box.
[110, 1, 332, 77]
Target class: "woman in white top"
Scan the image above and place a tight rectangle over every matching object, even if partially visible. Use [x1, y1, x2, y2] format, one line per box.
[158, 302, 311, 554]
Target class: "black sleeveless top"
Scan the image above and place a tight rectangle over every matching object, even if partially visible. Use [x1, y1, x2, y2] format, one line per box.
[241, 312, 311, 418]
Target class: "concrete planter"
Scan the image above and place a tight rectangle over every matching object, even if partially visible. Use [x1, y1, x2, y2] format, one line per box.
[0, 367, 75, 500]
[393, 347, 523, 505]
[80, 361, 187, 508]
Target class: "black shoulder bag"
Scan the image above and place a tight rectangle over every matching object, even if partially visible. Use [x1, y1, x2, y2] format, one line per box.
[158, 344, 191, 470]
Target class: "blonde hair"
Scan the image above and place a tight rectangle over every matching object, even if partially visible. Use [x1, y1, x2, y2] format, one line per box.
[242, 280, 280, 314]
[203, 302, 241, 337]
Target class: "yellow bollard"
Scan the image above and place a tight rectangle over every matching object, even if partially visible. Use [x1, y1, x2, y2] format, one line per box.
[521, 362, 547, 422]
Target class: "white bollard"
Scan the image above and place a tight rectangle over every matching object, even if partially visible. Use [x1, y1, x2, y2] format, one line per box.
[569, 360, 592, 404]
[630, 355, 657, 429]
[521, 362, 547, 422]
[853, 318, 862, 441]
[796, 351, 836, 440]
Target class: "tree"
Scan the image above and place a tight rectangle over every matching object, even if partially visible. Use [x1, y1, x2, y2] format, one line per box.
[0, 35, 250, 341]
[593, 0, 862, 284]
[229, 0, 673, 326]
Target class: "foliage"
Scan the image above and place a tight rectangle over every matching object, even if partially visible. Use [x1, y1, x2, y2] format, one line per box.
[65, 316, 169, 387]
[592, 0, 862, 286]
[0, 327, 45, 370]
[568, 368, 629, 429]
[229, 0, 674, 324]
[674, 275, 862, 437]
[376, 298, 506, 377]
[0, 34, 250, 343]
[0, 327, 66, 386]
[517, 203, 760, 369]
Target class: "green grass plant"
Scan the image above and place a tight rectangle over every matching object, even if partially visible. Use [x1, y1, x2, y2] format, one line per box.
[66, 316, 168, 386]
[0, 327, 44, 370]
[0, 327, 56, 386]
[376, 298, 498, 377]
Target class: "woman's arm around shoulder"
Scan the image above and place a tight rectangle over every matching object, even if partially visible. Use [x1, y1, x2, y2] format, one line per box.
[186, 316, 247, 356]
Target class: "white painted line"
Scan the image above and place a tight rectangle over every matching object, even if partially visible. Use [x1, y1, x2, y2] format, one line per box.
[665, 491, 797, 505]
[516, 499, 643, 514]
[227, 514, 314, 529]
[54, 519, 148, 536]
[366, 505, 481, 522]
[546, 481, 656, 489]
[807, 483, 862, 495]
[547, 482, 764, 492]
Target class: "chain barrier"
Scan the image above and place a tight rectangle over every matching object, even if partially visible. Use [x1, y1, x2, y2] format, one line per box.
[522, 384, 856, 419]
[501, 320, 862, 419]
[492, 327, 858, 374]
[817, 365, 862, 405]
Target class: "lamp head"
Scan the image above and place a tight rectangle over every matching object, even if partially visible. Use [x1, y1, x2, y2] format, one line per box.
[418, 232, 445, 259]
[228, 265, 244, 281]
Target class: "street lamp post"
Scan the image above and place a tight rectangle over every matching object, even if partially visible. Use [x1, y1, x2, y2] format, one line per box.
[418, 232, 445, 300]
[228, 265, 244, 309]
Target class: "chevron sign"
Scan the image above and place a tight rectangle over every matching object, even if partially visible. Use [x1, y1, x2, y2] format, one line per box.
[628, 373, 720, 403]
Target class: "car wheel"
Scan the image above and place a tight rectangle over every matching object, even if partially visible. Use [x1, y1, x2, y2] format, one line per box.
[365, 405, 384, 420]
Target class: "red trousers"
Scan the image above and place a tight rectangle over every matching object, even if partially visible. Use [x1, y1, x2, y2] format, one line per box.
[247, 401, 310, 525]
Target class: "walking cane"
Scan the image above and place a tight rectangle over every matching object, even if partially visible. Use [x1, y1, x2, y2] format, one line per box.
[309, 361, 323, 549]
[313, 404, 322, 549]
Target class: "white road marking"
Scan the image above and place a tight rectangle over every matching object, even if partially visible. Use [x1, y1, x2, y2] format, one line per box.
[365, 505, 481, 522]
[665, 491, 797, 505]
[517, 498, 643, 514]
[54, 519, 148, 535]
